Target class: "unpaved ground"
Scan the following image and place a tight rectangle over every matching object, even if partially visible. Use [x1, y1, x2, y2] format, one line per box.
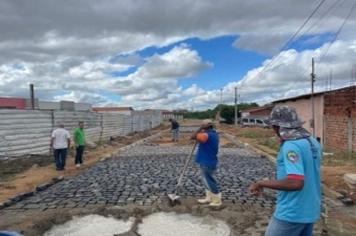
[0, 122, 348, 235]
[217, 124, 356, 193]
[0, 201, 274, 236]
[0, 125, 280, 236]
[0, 127, 167, 203]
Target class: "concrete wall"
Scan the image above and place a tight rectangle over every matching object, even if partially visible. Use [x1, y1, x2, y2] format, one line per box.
[53, 111, 102, 143]
[0, 110, 52, 157]
[74, 103, 92, 111]
[0, 109, 162, 158]
[273, 95, 324, 142]
[162, 113, 183, 120]
[38, 101, 60, 110]
[101, 113, 128, 139]
[25, 100, 91, 111]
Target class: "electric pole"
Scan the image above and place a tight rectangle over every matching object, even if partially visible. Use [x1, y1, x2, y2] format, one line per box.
[311, 58, 316, 137]
[234, 87, 238, 126]
[29, 83, 35, 110]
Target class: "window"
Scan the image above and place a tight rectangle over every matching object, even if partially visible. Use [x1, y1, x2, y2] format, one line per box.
[249, 119, 255, 123]
[256, 119, 263, 124]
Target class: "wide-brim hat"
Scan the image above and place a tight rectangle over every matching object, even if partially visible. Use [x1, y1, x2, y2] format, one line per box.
[264, 105, 305, 129]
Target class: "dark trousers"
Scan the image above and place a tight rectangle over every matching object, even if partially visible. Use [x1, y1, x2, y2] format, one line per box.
[75, 145, 85, 164]
[54, 148, 67, 170]
[200, 164, 219, 194]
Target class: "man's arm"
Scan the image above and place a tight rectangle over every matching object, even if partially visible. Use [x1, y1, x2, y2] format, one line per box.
[191, 127, 204, 140]
[50, 137, 54, 148]
[250, 144, 305, 196]
[50, 130, 55, 149]
[73, 129, 78, 146]
[249, 178, 304, 196]
[66, 131, 71, 149]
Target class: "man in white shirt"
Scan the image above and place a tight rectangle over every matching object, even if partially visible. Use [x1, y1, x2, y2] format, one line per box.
[50, 123, 71, 171]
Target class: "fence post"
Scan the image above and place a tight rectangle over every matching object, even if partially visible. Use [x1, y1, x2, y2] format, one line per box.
[99, 113, 104, 144]
[347, 108, 353, 157]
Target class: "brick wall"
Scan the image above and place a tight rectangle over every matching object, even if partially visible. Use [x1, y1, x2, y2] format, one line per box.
[324, 86, 356, 151]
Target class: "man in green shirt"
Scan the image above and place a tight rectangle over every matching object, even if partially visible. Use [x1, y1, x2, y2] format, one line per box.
[73, 121, 86, 168]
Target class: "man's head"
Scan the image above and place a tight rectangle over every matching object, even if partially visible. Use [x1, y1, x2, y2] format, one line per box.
[79, 121, 84, 129]
[265, 106, 304, 129]
[168, 118, 172, 122]
[58, 122, 64, 128]
[265, 105, 310, 140]
[201, 119, 214, 130]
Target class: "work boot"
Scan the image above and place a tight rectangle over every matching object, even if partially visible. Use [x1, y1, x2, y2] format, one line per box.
[209, 192, 222, 207]
[197, 190, 212, 204]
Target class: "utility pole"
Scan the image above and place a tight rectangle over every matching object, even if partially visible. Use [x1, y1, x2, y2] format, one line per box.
[311, 58, 316, 137]
[29, 83, 35, 110]
[234, 87, 238, 126]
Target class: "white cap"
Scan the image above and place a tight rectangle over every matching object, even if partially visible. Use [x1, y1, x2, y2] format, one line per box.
[201, 119, 213, 126]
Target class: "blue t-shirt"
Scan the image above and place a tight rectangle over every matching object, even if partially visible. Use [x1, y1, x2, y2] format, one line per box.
[195, 130, 219, 167]
[274, 137, 321, 223]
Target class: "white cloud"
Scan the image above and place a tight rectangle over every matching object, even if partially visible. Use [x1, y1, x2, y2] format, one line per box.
[189, 40, 356, 108]
[54, 91, 113, 105]
[136, 45, 212, 79]
[1, 0, 356, 110]
[0, 44, 211, 109]
[1, 0, 355, 63]
[182, 84, 206, 96]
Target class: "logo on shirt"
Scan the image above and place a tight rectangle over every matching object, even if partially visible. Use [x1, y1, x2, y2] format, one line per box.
[287, 151, 299, 163]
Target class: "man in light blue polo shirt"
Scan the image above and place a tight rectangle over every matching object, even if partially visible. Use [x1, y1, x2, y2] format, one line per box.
[249, 106, 321, 236]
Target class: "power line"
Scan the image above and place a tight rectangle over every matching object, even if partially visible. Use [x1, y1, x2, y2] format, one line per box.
[318, 0, 356, 62]
[302, 0, 346, 35]
[291, 0, 356, 88]
[249, 0, 327, 82]
[280, 0, 328, 52]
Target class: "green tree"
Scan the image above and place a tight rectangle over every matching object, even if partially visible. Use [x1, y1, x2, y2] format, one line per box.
[182, 103, 259, 121]
[220, 105, 235, 123]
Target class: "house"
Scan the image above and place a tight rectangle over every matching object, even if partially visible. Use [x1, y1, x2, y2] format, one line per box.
[272, 92, 324, 143]
[0, 97, 91, 111]
[0, 97, 26, 109]
[241, 105, 273, 118]
[92, 107, 134, 115]
[272, 85, 356, 151]
[161, 110, 183, 120]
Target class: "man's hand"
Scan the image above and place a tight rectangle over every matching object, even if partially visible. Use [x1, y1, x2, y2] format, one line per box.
[191, 126, 205, 140]
[249, 182, 263, 196]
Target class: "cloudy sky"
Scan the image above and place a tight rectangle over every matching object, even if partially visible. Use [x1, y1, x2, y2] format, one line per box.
[1, 0, 356, 110]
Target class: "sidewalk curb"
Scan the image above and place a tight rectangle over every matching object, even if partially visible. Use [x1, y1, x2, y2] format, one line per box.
[0, 129, 168, 210]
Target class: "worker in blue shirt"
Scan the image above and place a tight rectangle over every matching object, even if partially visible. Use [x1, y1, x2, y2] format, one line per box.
[191, 119, 221, 206]
[249, 106, 321, 236]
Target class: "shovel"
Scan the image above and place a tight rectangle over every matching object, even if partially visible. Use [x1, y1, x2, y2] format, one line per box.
[168, 141, 197, 203]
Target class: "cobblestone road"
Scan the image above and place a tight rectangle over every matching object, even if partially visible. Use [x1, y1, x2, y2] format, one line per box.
[6, 145, 275, 211]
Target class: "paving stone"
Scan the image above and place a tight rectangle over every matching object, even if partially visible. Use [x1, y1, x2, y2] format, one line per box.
[4, 145, 275, 210]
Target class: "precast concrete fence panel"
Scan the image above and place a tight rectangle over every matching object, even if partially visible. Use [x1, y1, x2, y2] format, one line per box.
[0, 109, 162, 159]
[0, 110, 52, 157]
